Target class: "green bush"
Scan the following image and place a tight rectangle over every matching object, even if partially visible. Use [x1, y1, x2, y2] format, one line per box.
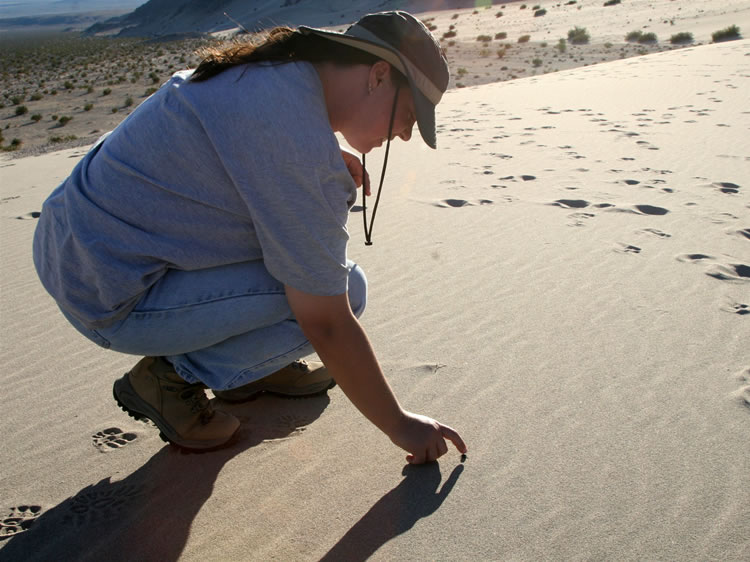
[145, 87, 158, 96]
[495, 32, 507, 40]
[31, 113, 42, 122]
[534, 9, 547, 17]
[568, 27, 590, 44]
[712, 25, 741, 42]
[84, 103, 94, 111]
[557, 38, 567, 53]
[532, 58, 543, 67]
[477, 34, 492, 42]
[442, 30, 457, 39]
[626, 30, 643, 42]
[670, 32, 694, 44]
[15, 105, 28, 116]
[124, 96, 134, 107]
[638, 32, 658, 44]
[58, 115, 72, 126]
[102, 88, 112, 95]
[518, 35, 531, 43]
[603, 0, 621, 5]
[30, 92, 43, 101]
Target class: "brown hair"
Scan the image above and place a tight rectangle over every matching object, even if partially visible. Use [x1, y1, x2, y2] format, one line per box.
[191, 26, 406, 83]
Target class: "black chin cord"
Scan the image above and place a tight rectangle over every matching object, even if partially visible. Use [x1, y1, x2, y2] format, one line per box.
[362, 86, 400, 246]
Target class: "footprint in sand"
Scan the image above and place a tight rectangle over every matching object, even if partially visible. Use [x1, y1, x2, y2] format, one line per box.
[0, 505, 42, 540]
[63, 483, 145, 527]
[638, 228, 671, 238]
[712, 181, 741, 194]
[551, 199, 589, 209]
[705, 263, 750, 283]
[615, 243, 642, 254]
[676, 253, 715, 263]
[434, 199, 494, 208]
[567, 212, 595, 227]
[732, 228, 750, 241]
[732, 368, 750, 408]
[92, 427, 138, 452]
[609, 205, 670, 216]
[721, 301, 749, 316]
[16, 212, 40, 220]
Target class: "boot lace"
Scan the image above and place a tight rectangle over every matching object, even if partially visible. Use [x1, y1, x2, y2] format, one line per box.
[179, 384, 214, 424]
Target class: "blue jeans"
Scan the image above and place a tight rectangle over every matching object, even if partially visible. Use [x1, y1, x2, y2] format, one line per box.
[62, 260, 367, 390]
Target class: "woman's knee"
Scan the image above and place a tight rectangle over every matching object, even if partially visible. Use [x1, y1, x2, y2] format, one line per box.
[347, 261, 367, 318]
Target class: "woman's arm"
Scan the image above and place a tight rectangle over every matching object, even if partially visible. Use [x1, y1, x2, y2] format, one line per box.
[285, 286, 467, 464]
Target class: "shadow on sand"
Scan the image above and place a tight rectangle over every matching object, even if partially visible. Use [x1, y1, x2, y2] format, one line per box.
[320, 461, 465, 561]
[0, 394, 332, 562]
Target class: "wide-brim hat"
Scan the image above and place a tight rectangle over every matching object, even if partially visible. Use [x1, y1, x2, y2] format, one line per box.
[299, 11, 449, 149]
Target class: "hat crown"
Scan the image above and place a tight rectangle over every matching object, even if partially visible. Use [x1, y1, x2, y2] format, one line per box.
[348, 11, 449, 93]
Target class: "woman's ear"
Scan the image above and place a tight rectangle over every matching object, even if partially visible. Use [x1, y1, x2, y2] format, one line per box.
[369, 60, 393, 91]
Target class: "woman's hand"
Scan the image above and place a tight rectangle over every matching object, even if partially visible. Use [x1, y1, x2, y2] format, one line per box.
[340, 147, 370, 196]
[389, 411, 467, 464]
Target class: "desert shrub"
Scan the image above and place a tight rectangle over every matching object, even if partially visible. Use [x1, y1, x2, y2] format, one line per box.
[102, 88, 112, 95]
[442, 30, 457, 39]
[457, 67, 468, 76]
[64, 81, 74, 89]
[477, 34, 492, 42]
[497, 48, 506, 58]
[30, 92, 43, 101]
[496, 32, 507, 40]
[8, 138, 22, 150]
[31, 113, 42, 122]
[495, 11, 503, 17]
[638, 32, 658, 44]
[112, 107, 119, 113]
[124, 96, 134, 107]
[532, 58, 543, 67]
[670, 32, 693, 44]
[603, 0, 621, 5]
[557, 38, 567, 52]
[712, 25, 741, 42]
[520, 4, 527, 9]
[518, 35, 531, 43]
[145, 87, 158, 96]
[58, 115, 72, 126]
[50, 135, 77, 143]
[10, 95, 22, 105]
[84, 103, 94, 111]
[480, 48, 491, 57]
[626, 30, 643, 42]
[534, 9, 547, 17]
[568, 27, 590, 44]
[15, 105, 28, 116]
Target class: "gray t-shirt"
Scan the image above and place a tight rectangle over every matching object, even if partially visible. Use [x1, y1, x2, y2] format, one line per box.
[33, 62, 357, 329]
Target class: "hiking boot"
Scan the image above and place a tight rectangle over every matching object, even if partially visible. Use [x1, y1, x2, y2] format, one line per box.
[213, 360, 335, 402]
[113, 356, 240, 451]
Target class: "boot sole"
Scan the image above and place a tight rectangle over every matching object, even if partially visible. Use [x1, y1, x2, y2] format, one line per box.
[215, 380, 336, 403]
[113, 373, 238, 452]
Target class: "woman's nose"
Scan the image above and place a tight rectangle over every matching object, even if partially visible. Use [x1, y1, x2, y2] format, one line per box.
[398, 122, 413, 141]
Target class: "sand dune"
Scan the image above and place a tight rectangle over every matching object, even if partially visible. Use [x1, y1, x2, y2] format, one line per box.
[1, 3, 749, 561]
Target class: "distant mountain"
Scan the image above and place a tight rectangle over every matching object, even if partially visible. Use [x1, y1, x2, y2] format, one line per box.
[0, 0, 145, 18]
[83, 0, 487, 38]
